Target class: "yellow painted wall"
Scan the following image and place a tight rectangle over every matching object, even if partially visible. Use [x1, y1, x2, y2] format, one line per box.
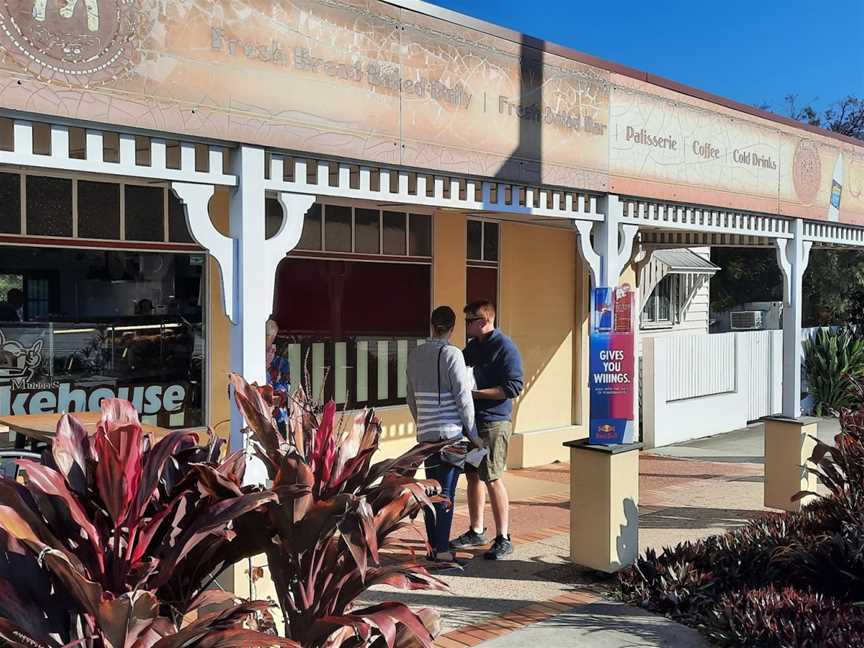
[498, 222, 578, 435]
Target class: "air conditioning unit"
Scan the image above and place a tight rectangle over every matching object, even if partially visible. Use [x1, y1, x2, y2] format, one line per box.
[730, 310, 765, 331]
[743, 301, 783, 329]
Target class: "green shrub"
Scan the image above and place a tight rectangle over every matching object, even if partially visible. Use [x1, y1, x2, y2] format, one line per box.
[803, 328, 864, 415]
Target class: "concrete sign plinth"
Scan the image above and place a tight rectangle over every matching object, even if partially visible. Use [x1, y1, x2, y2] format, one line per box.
[763, 416, 819, 511]
[563, 439, 642, 573]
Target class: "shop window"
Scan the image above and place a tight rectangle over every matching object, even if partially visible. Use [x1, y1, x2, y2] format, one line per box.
[467, 219, 482, 260]
[483, 222, 499, 261]
[78, 181, 120, 240]
[134, 135, 151, 167]
[264, 197, 283, 240]
[409, 213, 432, 257]
[0, 118, 12, 152]
[0, 172, 20, 234]
[0, 274, 22, 321]
[25, 276, 51, 320]
[289, 204, 430, 258]
[69, 128, 86, 160]
[168, 191, 195, 244]
[32, 123, 51, 156]
[467, 219, 499, 262]
[124, 185, 165, 242]
[642, 275, 679, 326]
[382, 211, 407, 255]
[27, 176, 72, 237]
[297, 203, 322, 250]
[0, 246, 206, 430]
[466, 218, 500, 309]
[324, 205, 352, 252]
[273, 257, 430, 408]
[354, 208, 380, 254]
[102, 132, 120, 164]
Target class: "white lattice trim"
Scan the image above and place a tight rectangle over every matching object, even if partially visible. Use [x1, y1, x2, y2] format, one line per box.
[0, 120, 236, 186]
[620, 199, 792, 239]
[264, 154, 604, 221]
[803, 221, 864, 247]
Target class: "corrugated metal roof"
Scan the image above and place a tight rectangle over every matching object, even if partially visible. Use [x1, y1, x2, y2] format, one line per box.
[652, 249, 720, 274]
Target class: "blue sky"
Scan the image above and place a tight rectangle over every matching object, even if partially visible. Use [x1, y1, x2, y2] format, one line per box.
[427, 0, 864, 117]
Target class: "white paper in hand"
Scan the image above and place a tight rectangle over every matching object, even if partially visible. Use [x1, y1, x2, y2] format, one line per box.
[466, 447, 487, 468]
[468, 366, 477, 391]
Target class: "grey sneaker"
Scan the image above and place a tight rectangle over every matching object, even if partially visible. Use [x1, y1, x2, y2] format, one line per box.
[449, 528, 487, 550]
[484, 535, 513, 560]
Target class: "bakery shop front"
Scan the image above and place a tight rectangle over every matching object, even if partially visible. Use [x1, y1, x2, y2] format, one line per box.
[0, 0, 861, 464]
[0, 173, 207, 443]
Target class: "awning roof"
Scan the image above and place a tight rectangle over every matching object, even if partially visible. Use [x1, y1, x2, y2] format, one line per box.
[651, 249, 720, 275]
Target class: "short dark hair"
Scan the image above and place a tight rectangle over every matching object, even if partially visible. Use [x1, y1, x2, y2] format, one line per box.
[430, 306, 456, 332]
[464, 300, 496, 321]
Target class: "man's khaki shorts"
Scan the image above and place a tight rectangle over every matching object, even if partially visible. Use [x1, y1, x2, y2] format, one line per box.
[466, 420, 512, 482]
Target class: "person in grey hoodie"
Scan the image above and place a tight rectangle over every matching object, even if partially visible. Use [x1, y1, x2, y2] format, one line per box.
[407, 305, 480, 563]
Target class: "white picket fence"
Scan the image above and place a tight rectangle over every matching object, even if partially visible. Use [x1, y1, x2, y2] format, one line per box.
[642, 330, 784, 448]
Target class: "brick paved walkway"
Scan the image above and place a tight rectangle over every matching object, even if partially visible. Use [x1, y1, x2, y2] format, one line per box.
[363, 451, 767, 647]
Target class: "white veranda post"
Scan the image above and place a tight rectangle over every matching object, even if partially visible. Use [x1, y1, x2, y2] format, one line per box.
[574, 194, 641, 438]
[172, 145, 314, 459]
[775, 218, 813, 419]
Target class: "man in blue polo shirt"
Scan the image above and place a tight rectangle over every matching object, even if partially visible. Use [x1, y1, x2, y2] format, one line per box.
[450, 299, 524, 560]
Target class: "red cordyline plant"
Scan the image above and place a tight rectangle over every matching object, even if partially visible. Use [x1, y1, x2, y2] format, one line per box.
[230, 373, 451, 648]
[794, 377, 864, 515]
[0, 398, 297, 648]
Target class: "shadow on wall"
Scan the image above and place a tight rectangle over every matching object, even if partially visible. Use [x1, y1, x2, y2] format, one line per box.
[491, 38, 583, 435]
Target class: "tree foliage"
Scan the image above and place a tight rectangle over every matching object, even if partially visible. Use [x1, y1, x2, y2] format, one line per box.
[783, 94, 864, 140]
[710, 94, 864, 324]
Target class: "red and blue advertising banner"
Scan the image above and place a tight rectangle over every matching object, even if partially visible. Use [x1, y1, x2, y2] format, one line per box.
[589, 284, 636, 444]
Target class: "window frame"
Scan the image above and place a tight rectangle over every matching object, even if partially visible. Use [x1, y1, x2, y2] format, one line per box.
[288, 198, 435, 262]
[641, 274, 680, 328]
[0, 169, 200, 249]
[466, 217, 501, 313]
[466, 217, 500, 263]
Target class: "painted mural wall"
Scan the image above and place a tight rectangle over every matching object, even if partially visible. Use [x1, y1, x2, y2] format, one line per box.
[0, 0, 860, 223]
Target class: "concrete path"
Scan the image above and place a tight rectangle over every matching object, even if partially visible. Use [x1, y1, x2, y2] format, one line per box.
[648, 417, 840, 464]
[476, 602, 709, 647]
[358, 427, 783, 647]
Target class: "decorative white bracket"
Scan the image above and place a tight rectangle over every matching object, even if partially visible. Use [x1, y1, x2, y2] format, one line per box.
[574, 220, 601, 287]
[775, 236, 813, 306]
[171, 183, 236, 323]
[574, 195, 640, 287]
[615, 224, 640, 284]
[170, 183, 314, 329]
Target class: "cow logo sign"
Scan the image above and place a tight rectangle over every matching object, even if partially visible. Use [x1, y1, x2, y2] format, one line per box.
[0, 329, 43, 387]
[0, 0, 144, 87]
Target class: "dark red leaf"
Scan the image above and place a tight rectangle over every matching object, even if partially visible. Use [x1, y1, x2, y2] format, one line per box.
[51, 414, 90, 495]
[93, 399, 145, 526]
[132, 429, 200, 524]
[16, 460, 104, 574]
